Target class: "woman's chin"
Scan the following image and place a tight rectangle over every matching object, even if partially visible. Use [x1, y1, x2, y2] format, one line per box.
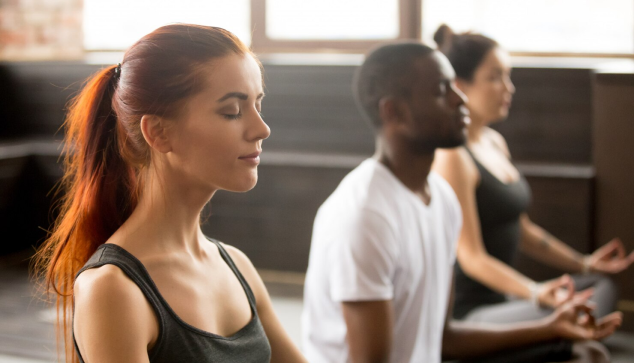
[225, 175, 259, 193]
[488, 109, 509, 124]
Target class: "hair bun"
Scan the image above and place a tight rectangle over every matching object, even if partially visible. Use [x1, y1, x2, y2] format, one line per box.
[433, 24, 454, 54]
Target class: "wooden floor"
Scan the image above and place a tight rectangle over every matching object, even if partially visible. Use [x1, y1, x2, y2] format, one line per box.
[1, 250, 632, 363]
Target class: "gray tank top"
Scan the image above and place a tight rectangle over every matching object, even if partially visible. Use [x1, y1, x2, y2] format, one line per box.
[73, 238, 271, 362]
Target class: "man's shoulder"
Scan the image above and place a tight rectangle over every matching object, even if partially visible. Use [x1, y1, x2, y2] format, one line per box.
[429, 171, 462, 223]
[321, 159, 402, 216]
[430, 171, 459, 203]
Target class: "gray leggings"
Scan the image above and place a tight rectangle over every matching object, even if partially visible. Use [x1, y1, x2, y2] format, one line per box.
[463, 274, 618, 323]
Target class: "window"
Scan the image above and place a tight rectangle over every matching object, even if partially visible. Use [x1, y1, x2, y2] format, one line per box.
[251, 0, 418, 52]
[265, 0, 399, 40]
[421, 0, 634, 55]
[83, 0, 250, 50]
[83, 0, 634, 56]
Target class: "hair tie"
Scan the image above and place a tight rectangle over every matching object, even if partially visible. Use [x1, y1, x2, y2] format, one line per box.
[114, 63, 122, 80]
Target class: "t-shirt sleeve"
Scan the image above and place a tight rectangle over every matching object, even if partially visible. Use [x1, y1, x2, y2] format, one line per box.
[442, 176, 463, 262]
[327, 209, 398, 302]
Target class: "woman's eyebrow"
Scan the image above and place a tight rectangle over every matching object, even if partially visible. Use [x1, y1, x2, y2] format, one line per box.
[217, 92, 248, 102]
[217, 92, 266, 102]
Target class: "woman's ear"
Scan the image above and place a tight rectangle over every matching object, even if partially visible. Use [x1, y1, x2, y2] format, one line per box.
[140, 115, 172, 153]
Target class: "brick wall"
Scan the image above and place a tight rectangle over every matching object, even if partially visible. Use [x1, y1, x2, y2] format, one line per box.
[0, 0, 83, 60]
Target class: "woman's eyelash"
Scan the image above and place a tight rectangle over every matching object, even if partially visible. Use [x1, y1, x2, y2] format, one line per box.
[223, 113, 242, 120]
[222, 109, 263, 120]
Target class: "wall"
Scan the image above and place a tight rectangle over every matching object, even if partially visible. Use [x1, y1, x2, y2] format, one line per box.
[0, 0, 83, 60]
[2, 59, 633, 333]
[593, 69, 634, 332]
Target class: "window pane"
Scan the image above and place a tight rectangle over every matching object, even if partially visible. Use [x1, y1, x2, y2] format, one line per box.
[266, 0, 399, 40]
[422, 0, 634, 54]
[84, 0, 250, 50]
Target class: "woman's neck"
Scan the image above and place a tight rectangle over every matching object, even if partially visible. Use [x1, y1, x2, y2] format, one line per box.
[467, 114, 490, 145]
[112, 165, 215, 258]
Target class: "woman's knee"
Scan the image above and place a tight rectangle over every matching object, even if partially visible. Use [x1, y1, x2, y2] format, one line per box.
[565, 340, 610, 363]
[574, 274, 618, 317]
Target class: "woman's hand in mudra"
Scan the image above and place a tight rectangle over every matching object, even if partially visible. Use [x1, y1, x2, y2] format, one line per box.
[538, 274, 594, 308]
[588, 238, 634, 274]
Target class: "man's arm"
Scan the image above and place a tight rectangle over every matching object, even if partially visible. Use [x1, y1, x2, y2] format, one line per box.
[342, 300, 393, 363]
[441, 277, 622, 360]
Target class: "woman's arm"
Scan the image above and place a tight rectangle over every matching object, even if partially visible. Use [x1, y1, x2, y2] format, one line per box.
[74, 265, 156, 363]
[434, 148, 537, 301]
[224, 245, 308, 363]
[519, 214, 586, 272]
[520, 215, 634, 274]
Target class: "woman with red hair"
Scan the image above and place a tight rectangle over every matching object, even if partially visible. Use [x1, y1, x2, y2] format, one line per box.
[34, 24, 306, 363]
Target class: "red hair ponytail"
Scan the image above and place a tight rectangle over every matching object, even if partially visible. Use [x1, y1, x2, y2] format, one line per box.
[33, 64, 137, 362]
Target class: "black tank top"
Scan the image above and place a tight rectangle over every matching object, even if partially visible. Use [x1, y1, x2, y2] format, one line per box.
[73, 238, 271, 362]
[453, 148, 532, 319]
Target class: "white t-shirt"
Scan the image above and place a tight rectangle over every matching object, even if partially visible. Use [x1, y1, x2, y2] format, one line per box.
[302, 158, 462, 363]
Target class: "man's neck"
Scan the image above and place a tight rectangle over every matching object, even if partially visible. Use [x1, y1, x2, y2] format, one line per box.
[375, 138, 434, 205]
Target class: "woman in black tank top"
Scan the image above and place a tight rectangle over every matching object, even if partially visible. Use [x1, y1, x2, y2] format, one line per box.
[433, 25, 632, 362]
[33, 24, 307, 363]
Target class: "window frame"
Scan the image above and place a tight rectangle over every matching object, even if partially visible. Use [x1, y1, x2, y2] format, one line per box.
[249, 0, 421, 53]
[249, 0, 634, 58]
[81, 0, 634, 58]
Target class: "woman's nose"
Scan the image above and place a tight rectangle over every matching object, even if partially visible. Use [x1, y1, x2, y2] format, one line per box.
[505, 76, 516, 94]
[249, 109, 270, 142]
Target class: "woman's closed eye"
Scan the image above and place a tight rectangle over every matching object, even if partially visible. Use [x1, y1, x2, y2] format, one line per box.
[223, 112, 242, 120]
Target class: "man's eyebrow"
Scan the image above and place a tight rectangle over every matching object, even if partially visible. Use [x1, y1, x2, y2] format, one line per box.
[217, 92, 248, 102]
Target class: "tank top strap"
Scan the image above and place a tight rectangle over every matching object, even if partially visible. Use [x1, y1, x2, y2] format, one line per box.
[75, 244, 167, 311]
[464, 146, 497, 181]
[73, 244, 169, 363]
[206, 237, 259, 310]
[463, 146, 479, 165]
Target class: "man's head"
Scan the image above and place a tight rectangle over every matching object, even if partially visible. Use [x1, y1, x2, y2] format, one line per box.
[353, 42, 469, 153]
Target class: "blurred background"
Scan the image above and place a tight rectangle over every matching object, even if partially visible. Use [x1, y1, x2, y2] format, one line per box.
[1, 0, 634, 361]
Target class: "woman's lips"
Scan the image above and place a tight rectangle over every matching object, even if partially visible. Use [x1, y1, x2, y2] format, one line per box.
[239, 151, 261, 164]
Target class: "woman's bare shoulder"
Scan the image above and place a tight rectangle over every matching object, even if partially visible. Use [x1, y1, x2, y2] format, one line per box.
[74, 264, 156, 332]
[74, 264, 156, 360]
[218, 242, 267, 304]
[434, 147, 479, 182]
[219, 243, 257, 279]
[75, 264, 139, 300]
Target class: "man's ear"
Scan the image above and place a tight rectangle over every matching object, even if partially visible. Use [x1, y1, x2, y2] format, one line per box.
[140, 115, 172, 153]
[379, 96, 409, 130]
